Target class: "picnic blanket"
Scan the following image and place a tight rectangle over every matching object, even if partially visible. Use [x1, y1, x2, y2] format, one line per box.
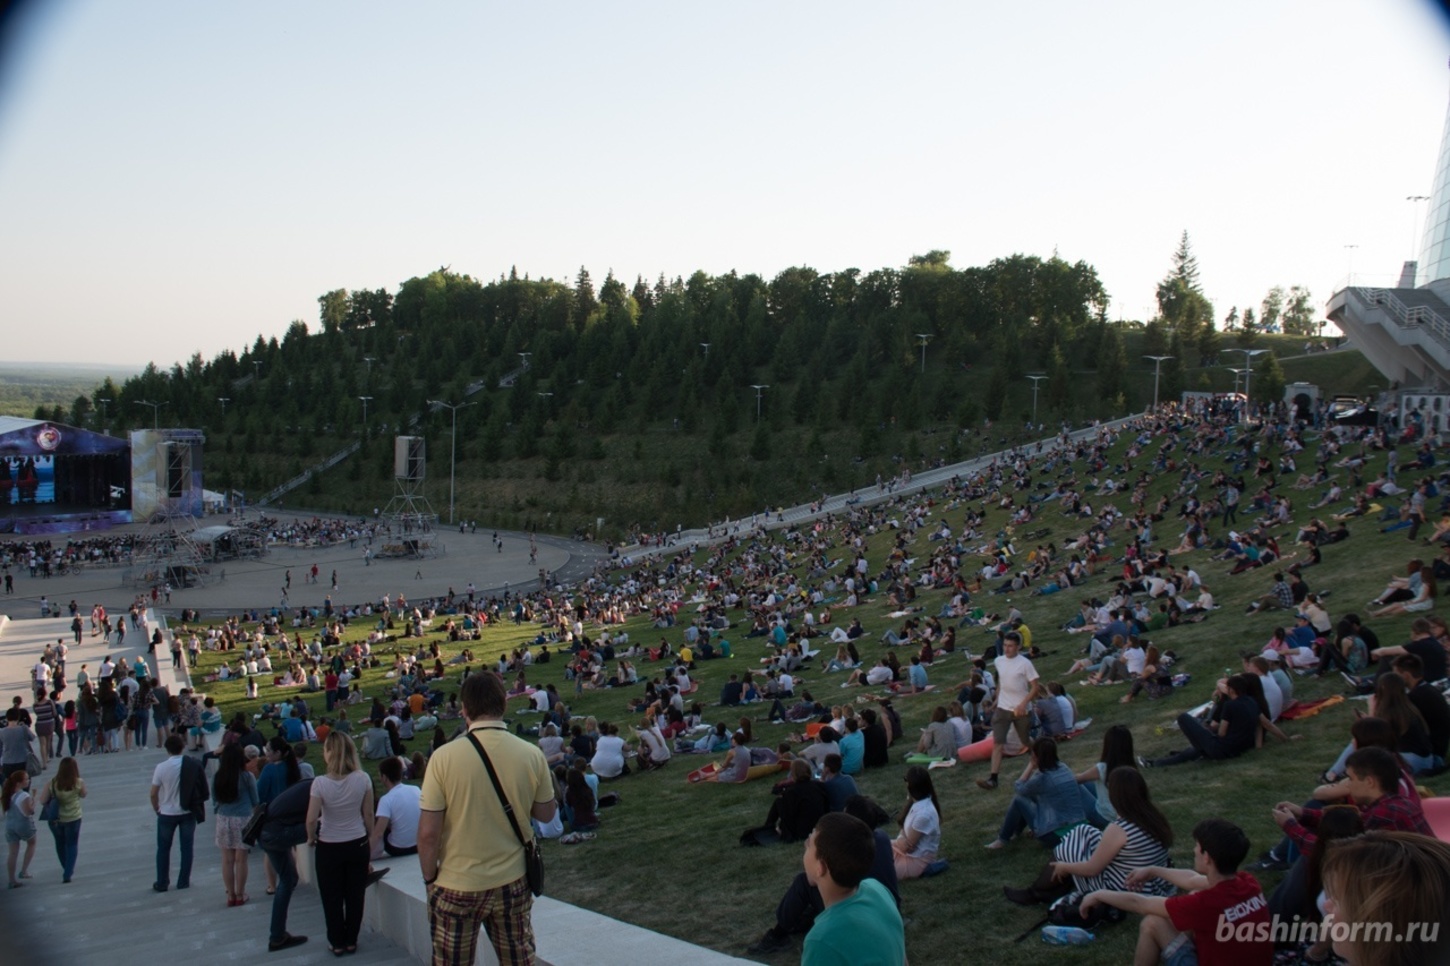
[1279, 695, 1345, 720]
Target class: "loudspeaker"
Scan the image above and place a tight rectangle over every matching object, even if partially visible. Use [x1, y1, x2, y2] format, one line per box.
[394, 436, 426, 482]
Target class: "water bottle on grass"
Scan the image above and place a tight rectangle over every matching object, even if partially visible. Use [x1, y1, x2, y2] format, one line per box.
[1041, 925, 1095, 945]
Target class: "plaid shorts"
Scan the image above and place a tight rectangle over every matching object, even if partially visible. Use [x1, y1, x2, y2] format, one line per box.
[428, 876, 535, 966]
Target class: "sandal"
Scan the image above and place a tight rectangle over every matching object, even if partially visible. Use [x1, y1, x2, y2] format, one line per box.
[266, 887, 276, 895]
[236, 893, 249, 906]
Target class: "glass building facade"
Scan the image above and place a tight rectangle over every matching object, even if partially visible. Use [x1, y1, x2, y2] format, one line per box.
[1423, 76, 1450, 286]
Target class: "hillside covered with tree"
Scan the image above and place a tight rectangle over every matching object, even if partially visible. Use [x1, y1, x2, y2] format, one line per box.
[28, 243, 1343, 539]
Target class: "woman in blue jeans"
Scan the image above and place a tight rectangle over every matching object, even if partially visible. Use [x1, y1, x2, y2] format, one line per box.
[259, 776, 314, 952]
[39, 756, 85, 882]
[985, 738, 1086, 850]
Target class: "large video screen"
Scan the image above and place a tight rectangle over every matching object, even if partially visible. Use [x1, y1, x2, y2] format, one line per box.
[0, 455, 55, 505]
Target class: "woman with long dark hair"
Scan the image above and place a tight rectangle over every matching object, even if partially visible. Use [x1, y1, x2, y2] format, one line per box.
[1019, 766, 1174, 908]
[892, 765, 941, 879]
[1074, 724, 1136, 828]
[257, 736, 301, 895]
[212, 742, 258, 906]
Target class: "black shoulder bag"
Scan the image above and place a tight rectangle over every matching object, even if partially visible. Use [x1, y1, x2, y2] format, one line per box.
[467, 731, 544, 896]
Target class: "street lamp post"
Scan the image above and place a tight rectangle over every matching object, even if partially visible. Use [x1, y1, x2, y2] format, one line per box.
[428, 399, 474, 525]
[1144, 355, 1174, 411]
[135, 400, 162, 431]
[252, 360, 263, 382]
[915, 333, 932, 374]
[363, 356, 376, 386]
[700, 343, 710, 359]
[217, 397, 230, 416]
[1025, 375, 1047, 426]
[1230, 348, 1268, 421]
[750, 384, 770, 421]
[1226, 367, 1248, 395]
[518, 352, 531, 371]
[1343, 244, 1359, 285]
[96, 397, 110, 434]
[358, 396, 373, 435]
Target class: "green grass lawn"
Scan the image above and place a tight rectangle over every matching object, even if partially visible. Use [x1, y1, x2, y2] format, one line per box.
[185, 415, 1440, 965]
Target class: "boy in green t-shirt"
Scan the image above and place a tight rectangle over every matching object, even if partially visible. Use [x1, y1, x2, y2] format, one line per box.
[801, 813, 906, 966]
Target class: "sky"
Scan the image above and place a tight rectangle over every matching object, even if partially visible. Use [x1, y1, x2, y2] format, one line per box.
[0, 1, 1448, 369]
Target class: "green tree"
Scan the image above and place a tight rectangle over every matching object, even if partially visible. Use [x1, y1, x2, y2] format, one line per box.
[1223, 306, 1239, 332]
[1045, 343, 1071, 413]
[1282, 286, 1316, 336]
[984, 365, 1009, 421]
[1254, 352, 1285, 405]
[1196, 324, 1221, 367]
[1156, 231, 1213, 341]
[1097, 327, 1128, 404]
[1161, 333, 1186, 404]
[1236, 308, 1259, 348]
[318, 289, 348, 334]
[1260, 287, 1285, 333]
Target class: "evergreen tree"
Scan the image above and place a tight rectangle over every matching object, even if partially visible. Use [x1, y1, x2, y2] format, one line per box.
[1097, 327, 1128, 404]
[1046, 343, 1071, 412]
[1254, 352, 1286, 406]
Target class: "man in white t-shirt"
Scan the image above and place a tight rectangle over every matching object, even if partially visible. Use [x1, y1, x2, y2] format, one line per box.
[150, 733, 199, 891]
[976, 632, 1042, 790]
[371, 757, 421, 858]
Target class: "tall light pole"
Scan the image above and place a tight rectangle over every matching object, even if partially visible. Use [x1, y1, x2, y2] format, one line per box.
[1230, 348, 1268, 419]
[1343, 244, 1359, 285]
[700, 342, 710, 359]
[1144, 355, 1174, 411]
[358, 395, 373, 435]
[217, 397, 230, 416]
[363, 356, 376, 386]
[1226, 367, 1248, 395]
[537, 391, 554, 410]
[135, 399, 162, 431]
[428, 399, 474, 525]
[1026, 375, 1047, 426]
[518, 352, 531, 371]
[252, 360, 263, 382]
[750, 384, 769, 421]
[96, 397, 110, 434]
[915, 333, 932, 374]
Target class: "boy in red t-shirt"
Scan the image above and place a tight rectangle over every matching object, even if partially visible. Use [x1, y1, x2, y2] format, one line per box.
[1080, 817, 1272, 966]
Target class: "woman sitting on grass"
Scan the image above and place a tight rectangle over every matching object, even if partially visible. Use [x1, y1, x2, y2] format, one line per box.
[905, 706, 957, 764]
[1370, 571, 1436, 618]
[1369, 560, 1425, 608]
[985, 738, 1087, 850]
[891, 766, 942, 879]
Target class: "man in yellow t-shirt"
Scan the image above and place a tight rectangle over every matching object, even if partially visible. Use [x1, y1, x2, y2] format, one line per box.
[418, 673, 554, 966]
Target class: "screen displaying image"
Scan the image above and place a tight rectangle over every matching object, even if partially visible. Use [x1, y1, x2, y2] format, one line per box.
[0, 455, 55, 505]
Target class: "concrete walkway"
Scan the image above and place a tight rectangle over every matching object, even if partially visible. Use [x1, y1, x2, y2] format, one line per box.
[0, 617, 757, 965]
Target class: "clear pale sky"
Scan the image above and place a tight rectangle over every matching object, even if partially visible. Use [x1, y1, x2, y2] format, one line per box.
[1, 0, 1447, 368]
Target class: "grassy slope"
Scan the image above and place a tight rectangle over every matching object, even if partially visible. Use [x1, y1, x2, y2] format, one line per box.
[186, 411, 1425, 965]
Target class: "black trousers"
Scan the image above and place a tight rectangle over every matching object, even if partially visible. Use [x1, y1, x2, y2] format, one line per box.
[315, 836, 369, 949]
[773, 872, 826, 935]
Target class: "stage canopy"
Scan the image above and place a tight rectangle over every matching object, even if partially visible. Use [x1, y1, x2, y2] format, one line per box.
[0, 417, 133, 534]
[0, 417, 128, 458]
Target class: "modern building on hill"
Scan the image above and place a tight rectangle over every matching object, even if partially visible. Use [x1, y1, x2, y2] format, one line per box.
[1328, 65, 1450, 395]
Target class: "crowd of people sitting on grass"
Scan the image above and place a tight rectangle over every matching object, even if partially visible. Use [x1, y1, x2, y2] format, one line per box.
[11, 396, 1450, 963]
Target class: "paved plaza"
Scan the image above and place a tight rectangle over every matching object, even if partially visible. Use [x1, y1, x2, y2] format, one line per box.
[0, 518, 757, 966]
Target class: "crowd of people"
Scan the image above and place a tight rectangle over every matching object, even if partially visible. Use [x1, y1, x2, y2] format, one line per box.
[8, 396, 1450, 965]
